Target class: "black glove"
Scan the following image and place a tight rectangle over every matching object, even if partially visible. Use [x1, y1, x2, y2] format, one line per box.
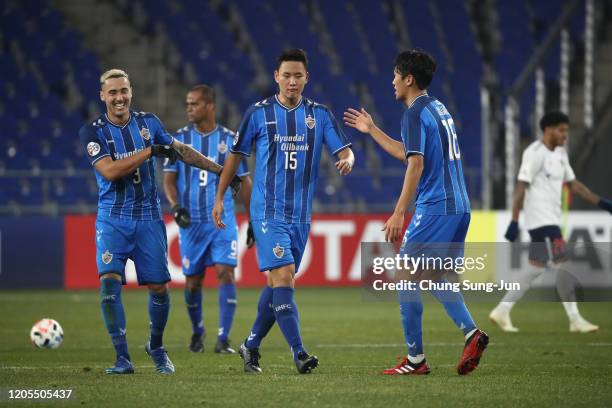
[598, 197, 612, 214]
[246, 221, 255, 248]
[504, 221, 519, 242]
[230, 175, 242, 198]
[171, 204, 191, 228]
[151, 144, 182, 164]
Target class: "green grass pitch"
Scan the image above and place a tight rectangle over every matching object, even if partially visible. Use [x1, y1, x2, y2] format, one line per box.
[1, 288, 611, 407]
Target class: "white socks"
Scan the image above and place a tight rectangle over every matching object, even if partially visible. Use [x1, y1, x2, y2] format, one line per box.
[496, 263, 584, 323]
[497, 263, 545, 310]
[407, 354, 425, 364]
[464, 328, 478, 341]
[562, 301, 581, 322]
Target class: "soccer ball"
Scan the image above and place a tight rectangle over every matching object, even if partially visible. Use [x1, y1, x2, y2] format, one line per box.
[30, 319, 64, 349]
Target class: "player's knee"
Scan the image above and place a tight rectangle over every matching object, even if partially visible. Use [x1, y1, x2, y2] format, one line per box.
[216, 266, 235, 284]
[148, 283, 168, 295]
[99, 272, 122, 282]
[270, 266, 294, 287]
[185, 275, 203, 292]
[100, 274, 122, 304]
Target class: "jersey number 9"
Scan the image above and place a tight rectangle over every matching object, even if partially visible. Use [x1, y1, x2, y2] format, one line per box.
[199, 170, 208, 187]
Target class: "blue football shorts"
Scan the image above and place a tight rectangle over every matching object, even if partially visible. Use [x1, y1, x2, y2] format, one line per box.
[178, 218, 238, 276]
[251, 219, 310, 272]
[400, 212, 471, 260]
[95, 215, 170, 285]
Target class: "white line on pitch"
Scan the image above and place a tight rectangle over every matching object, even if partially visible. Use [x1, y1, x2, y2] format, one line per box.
[0, 365, 156, 370]
[315, 342, 504, 348]
[316, 342, 612, 348]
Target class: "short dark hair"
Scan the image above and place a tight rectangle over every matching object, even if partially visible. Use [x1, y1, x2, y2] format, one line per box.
[394, 49, 437, 90]
[189, 84, 215, 104]
[277, 48, 308, 70]
[539, 111, 569, 131]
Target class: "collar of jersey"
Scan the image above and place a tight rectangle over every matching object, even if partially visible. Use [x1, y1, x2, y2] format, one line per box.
[104, 112, 132, 129]
[407, 92, 429, 109]
[192, 124, 218, 137]
[274, 94, 303, 112]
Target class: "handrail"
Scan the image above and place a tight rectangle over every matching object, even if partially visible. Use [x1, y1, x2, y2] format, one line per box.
[508, 0, 582, 98]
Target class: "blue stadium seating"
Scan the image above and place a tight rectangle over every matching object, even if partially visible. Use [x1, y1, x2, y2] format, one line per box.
[0, 0, 575, 211]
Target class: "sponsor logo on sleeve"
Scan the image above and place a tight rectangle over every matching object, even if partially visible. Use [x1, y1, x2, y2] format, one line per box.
[140, 127, 151, 140]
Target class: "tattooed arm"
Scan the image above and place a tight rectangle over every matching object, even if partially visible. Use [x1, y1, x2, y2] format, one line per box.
[171, 139, 223, 174]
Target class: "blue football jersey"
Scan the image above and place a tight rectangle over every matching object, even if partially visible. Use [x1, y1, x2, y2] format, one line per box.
[163, 124, 249, 222]
[79, 111, 174, 220]
[231, 95, 351, 223]
[401, 94, 470, 215]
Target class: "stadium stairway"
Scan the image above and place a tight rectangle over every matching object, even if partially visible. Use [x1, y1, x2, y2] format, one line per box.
[51, 0, 190, 131]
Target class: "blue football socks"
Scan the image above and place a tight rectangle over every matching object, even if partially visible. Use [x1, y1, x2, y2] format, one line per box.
[272, 287, 305, 360]
[149, 291, 170, 350]
[399, 289, 424, 356]
[218, 283, 237, 342]
[100, 278, 130, 361]
[184, 288, 204, 336]
[429, 283, 477, 336]
[245, 286, 275, 349]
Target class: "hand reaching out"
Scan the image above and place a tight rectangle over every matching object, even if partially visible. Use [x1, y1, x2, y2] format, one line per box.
[343, 108, 375, 134]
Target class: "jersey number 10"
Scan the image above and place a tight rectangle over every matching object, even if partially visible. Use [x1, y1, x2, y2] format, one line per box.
[442, 118, 461, 161]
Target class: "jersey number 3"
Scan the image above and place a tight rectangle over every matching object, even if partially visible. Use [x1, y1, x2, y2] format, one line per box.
[133, 168, 142, 184]
[442, 119, 461, 161]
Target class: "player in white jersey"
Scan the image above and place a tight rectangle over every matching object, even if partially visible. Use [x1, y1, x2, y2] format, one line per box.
[490, 112, 612, 333]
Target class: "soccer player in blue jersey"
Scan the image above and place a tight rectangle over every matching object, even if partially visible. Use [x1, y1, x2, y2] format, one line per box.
[212, 49, 355, 374]
[79, 69, 239, 374]
[344, 50, 488, 375]
[163, 84, 253, 354]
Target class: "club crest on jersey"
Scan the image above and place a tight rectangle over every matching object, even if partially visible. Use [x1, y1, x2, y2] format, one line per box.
[140, 127, 150, 140]
[102, 250, 113, 264]
[273, 243, 284, 259]
[182, 256, 190, 269]
[305, 114, 316, 129]
[87, 142, 100, 156]
[218, 140, 228, 154]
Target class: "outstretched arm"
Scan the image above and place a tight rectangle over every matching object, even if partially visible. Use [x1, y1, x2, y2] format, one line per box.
[344, 108, 405, 162]
[569, 179, 612, 213]
[568, 180, 599, 205]
[172, 139, 223, 174]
